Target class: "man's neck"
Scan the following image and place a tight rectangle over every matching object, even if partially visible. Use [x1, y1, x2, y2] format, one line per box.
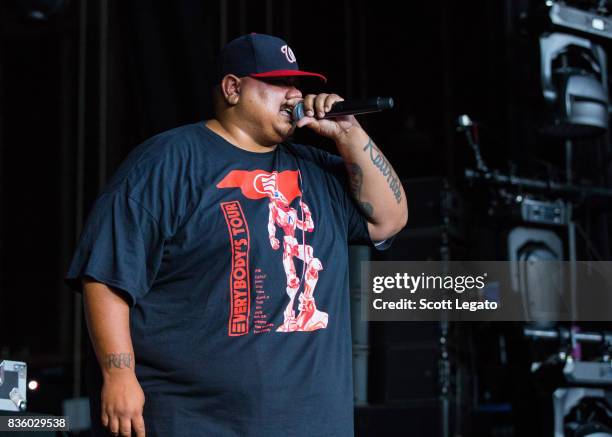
[205, 118, 277, 153]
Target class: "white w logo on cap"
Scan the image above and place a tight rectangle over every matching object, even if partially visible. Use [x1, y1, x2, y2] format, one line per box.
[281, 45, 296, 63]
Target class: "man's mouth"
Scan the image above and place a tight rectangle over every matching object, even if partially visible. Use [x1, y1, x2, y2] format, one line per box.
[280, 106, 293, 120]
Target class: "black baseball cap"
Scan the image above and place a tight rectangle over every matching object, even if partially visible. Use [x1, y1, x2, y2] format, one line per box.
[214, 33, 327, 84]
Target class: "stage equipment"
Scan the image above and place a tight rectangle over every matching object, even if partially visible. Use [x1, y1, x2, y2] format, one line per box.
[464, 168, 612, 200]
[365, 179, 466, 437]
[0, 360, 27, 412]
[520, 198, 568, 226]
[540, 32, 608, 138]
[459, 114, 612, 324]
[457, 114, 489, 173]
[459, 115, 612, 217]
[544, 1, 612, 41]
[508, 227, 566, 321]
[525, 328, 612, 436]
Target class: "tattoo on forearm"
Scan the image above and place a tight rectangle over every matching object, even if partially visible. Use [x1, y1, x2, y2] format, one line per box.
[348, 163, 374, 219]
[362, 139, 402, 204]
[104, 353, 133, 370]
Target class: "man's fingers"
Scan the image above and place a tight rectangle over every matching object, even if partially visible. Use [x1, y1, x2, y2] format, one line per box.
[300, 93, 345, 122]
[324, 94, 343, 112]
[302, 94, 316, 117]
[313, 94, 329, 118]
[296, 93, 348, 133]
[119, 416, 132, 436]
[100, 410, 109, 428]
[133, 415, 146, 437]
[109, 416, 120, 435]
[285, 97, 302, 108]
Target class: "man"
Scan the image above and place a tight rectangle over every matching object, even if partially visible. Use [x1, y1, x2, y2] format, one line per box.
[67, 33, 407, 436]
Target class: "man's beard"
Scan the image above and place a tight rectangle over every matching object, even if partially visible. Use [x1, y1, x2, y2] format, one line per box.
[274, 123, 296, 143]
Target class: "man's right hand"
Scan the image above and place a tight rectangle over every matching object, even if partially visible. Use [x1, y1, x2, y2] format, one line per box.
[101, 371, 146, 437]
[82, 280, 145, 436]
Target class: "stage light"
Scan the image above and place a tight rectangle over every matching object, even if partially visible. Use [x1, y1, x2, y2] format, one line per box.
[546, 1, 612, 40]
[508, 227, 564, 322]
[540, 33, 609, 138]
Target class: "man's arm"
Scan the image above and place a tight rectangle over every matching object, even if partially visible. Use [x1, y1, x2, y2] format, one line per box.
[295, 94, 408, 241]
[335, 127, 407, 241]
[82, 278, 146, 437]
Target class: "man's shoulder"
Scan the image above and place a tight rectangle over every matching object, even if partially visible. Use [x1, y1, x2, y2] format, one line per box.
[125, 123, 212, 167]
[104, 123, 211, 193]
[143, 122, 208, 153]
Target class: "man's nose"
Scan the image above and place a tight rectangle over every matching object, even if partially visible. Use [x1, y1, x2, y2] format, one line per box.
[287, 86, 302, 100]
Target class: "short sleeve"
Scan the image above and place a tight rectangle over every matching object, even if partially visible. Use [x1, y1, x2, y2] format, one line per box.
[65, 189, 164, 306]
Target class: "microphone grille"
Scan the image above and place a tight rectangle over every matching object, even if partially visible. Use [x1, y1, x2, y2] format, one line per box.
[292, 102, 305, 122]
[378, 97, 394, 110]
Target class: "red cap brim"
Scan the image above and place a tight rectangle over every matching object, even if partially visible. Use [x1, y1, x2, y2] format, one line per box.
[250, 70, 327, 83]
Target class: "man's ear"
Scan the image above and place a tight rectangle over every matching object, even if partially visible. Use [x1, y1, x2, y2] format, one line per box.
[220, 74, 241, 106]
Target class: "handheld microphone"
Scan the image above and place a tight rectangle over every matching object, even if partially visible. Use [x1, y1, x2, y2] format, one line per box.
[292, 97, 394, 122]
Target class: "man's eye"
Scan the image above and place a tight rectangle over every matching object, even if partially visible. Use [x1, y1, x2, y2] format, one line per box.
[268, 78, 299, 87]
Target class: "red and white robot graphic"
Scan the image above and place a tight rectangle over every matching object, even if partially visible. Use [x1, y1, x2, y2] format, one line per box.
[264, 183, 327, 331]
[217, 169, 328, 333]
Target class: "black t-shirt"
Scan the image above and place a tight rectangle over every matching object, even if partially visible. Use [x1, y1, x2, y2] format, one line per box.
[67, 122, 381, 436]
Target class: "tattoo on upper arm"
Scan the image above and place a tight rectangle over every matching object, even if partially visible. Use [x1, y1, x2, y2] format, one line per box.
[363, 139, 402, 204]
[348, 163, 374, 219]
[104, 353, 133, 370]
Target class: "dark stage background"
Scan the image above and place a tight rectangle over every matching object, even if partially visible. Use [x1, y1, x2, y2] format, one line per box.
[1, 0, 612, 436]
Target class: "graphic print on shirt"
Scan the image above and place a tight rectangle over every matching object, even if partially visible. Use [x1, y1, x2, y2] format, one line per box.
[217, 170, 328, 334]
[220, 201, 251, 336]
